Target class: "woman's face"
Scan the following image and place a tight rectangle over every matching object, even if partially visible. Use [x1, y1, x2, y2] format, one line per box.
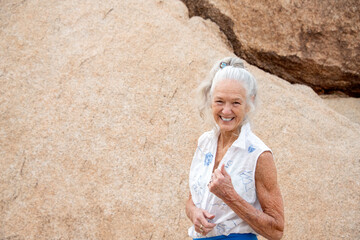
[211, 79, 248, 134]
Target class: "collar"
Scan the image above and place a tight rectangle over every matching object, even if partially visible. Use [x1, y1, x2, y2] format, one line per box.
[212, 123, 250, 150]
[232, 123, 249, 149]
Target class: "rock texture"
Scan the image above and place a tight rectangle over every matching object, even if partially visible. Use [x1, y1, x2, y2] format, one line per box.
[322, 96, 360, 125]
[180, 0, 360, 97]
[0, 0, 359, 239]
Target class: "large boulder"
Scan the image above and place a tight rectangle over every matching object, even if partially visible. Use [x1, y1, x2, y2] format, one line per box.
[181, 0, 360, 97]
[322, 96, 360, 125]
[0, 0, 359, 239]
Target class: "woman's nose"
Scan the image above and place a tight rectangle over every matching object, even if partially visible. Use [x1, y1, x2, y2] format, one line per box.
[222, 103, 232, 114]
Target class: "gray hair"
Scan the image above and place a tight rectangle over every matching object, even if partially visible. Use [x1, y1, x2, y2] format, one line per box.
[197, 56, 258, 125]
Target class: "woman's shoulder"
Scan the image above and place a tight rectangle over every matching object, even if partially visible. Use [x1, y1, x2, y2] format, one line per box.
[246, 127, 271, 153]
[197, 129, 216, 146]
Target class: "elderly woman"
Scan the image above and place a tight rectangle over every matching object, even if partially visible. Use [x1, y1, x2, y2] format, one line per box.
[186, 57, 284, 240]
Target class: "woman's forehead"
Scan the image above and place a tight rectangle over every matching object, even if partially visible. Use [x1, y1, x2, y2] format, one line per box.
[213, 79, 247, 97]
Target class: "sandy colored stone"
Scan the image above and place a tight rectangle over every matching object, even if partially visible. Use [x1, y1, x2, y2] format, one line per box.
[181, 0, 360, 97]
[321, 96, 360, 125]
[0, 0, 359, 239]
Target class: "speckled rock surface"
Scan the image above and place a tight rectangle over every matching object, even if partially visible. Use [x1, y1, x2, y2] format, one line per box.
[321, 96, 360, 125]
[0, 0, 359, 239]
[181, 0, 360, 97]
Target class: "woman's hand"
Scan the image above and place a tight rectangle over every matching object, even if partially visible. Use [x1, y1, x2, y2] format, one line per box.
[186, 194, 216, 236]
[191, 207, 216, 236]
[208, 164, 235, 200]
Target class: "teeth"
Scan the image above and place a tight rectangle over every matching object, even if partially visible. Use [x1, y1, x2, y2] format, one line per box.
[221, 116, 233, 122]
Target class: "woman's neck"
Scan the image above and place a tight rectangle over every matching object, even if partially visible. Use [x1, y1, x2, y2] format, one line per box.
[218, 129, 239, 149]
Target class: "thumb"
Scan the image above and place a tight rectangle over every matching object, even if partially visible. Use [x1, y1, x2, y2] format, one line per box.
[221, 164, 229, 176]
[203, 210, 215, 220]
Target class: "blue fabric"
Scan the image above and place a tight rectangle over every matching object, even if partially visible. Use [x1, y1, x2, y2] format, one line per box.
[193, 233, 258, 240]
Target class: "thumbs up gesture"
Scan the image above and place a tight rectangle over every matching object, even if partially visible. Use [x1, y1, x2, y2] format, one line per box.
[208, 164, 235, 200]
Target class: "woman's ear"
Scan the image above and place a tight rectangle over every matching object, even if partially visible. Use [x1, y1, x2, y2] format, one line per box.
[246, 95, 255, 113]
[245, 103, 250, 113]
[251, 95, 255, 103]
[209, 97, 213, 109]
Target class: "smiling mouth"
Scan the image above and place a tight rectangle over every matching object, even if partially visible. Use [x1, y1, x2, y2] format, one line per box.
[220, 116, 234, 122]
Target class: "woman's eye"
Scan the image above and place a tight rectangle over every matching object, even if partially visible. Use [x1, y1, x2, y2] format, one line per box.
[216, 100, 223, 104]
[234, 102, 240, 105]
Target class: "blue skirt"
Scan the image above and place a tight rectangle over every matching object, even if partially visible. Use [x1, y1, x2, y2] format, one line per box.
[193, 233, 258, 240]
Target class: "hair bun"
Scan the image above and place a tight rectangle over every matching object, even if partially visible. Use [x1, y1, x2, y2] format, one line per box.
[220, 60, 245, 69]
[232, 62, 245, 68]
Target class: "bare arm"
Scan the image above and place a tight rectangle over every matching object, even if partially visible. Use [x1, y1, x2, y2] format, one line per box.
[209, 151, 284, 240]
[185, 193, 197, 221]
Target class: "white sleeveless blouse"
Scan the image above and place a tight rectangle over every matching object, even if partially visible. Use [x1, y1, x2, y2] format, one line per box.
[188, 123, 271, 238]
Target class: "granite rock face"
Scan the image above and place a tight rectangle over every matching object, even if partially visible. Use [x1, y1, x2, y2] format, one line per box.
[181, 0, 360, 97]
[0, 0, 359, 239]
[322, 96, 360, 125]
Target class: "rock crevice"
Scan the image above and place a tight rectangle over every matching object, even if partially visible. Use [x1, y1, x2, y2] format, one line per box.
[180, 0, 360, 97]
